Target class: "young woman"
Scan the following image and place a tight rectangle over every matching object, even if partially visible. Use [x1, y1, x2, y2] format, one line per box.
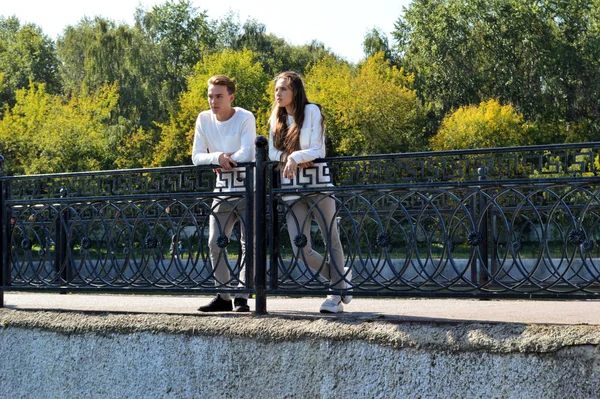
[269, 71, 351, 313]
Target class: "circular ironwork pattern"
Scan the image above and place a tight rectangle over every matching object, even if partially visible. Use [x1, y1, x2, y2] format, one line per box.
[582, 240, 594, 252]
[21, 238, 32, 251]
[293, 234, 308, 248]
[80, 237, 92, 250]
[511, 241, 522, 253]
[7, 149, 600, 299]
[5, 179, 248, 290]
[375, 233, 391, 248]
[467, 231, 483, 247]
[568, 229, 586, 245]
[216, 234, 229, 248]
[144, 236, 158, 249]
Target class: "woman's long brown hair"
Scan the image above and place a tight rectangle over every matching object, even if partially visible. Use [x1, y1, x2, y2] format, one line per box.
[270, 71, 324, 166]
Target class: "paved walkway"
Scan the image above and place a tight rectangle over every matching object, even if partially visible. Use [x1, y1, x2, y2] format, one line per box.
[3, 292, 600, 325]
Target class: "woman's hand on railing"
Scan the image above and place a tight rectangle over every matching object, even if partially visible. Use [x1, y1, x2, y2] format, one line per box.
[283, 157, 298, 179]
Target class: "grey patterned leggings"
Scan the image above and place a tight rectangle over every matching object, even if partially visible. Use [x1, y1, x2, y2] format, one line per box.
[284, 194, 347, 289]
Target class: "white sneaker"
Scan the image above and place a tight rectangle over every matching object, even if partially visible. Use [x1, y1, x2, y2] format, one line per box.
[320, 295, 344, 313]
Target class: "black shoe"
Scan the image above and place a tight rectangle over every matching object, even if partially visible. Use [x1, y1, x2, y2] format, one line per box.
[234, 297, 250, 312]
[198, 295, 232, 312]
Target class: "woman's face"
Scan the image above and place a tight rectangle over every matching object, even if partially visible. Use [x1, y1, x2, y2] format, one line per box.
[275, 78, 294, 112]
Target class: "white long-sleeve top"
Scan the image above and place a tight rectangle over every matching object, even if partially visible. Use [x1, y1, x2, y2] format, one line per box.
[192, 107, 256, 191]
[269, 103, 332, 189]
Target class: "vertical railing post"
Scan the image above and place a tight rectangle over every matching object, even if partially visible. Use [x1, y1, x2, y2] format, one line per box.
[469, 190, 478, 284]
[478, 167, 489, 288]
[0, 155, 5, 307]
[245, 163, 255, 291]
[269, 164, 279, 289]
[254, 136, 268, 314]
[57, 187, 70, 293]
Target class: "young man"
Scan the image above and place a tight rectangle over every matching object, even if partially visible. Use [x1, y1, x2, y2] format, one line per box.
[192, 75, 256, 312]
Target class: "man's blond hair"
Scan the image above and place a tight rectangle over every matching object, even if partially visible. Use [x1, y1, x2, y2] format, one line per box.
[208, 75, 236, 95]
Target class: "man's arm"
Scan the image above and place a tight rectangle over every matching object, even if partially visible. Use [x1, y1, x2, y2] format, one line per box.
[228, 113, 256, 163]
[191, 115, 221, 166]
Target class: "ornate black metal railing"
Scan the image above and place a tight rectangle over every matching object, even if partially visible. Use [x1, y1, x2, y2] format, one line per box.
[2, 140, 600, 313]
[267, 141, 600, 302]
[0, 163, 255, 298]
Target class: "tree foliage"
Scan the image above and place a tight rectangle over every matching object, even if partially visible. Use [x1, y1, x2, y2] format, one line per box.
[0, 16, 61, 108]
[134, 0, 216, 105]
[229, 19, 337, 76]
[4, 0, 600, 175]
[430, 99, 529, 150]
[0, 83, 119, 174]
[394, 0, 600, 141]
[305, 52, 423, 156]
[58, 18, 154, 124]
[363, 28, 396, 64]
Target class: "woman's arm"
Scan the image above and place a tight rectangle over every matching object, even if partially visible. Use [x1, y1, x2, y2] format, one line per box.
[287, 104, 326, 164]
[268, 122, 285, 162]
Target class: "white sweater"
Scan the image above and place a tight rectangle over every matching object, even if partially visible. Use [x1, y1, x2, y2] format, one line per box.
[192, 107, 256, 191]
[269, 104, 332, 189]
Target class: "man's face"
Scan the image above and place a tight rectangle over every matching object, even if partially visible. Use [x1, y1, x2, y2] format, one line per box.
[208, 84, 234, 120]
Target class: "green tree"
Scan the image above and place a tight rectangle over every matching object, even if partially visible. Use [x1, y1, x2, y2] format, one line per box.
[283, 40, 337, 75]
[58, 16, 169, 128]
[394, 0, 600, 143]
[363, 28, 396, 63]
[430, 99, 529, 150]
[0, 16, 61, 107]
[134, 0, 216, 105]
[218, 14, 335, 76]
[305, 53, 423, 156]
[58, 2, 220, 170]
[213, 11, 242, 50]
[0, 82, 120, 175]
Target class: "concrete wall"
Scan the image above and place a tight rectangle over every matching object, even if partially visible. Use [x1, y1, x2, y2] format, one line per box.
[1, 309, 600, 398]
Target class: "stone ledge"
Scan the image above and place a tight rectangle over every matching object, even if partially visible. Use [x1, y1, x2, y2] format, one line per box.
[2, 308, 599, 354]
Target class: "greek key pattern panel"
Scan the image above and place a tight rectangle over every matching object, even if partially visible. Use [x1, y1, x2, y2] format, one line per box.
[327, 146, 600, 186]
[5, 165, 251, 202]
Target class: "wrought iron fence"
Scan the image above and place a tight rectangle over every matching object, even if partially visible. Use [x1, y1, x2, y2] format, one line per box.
[2, 140, 600, 313]
[0, 163, 255, 298]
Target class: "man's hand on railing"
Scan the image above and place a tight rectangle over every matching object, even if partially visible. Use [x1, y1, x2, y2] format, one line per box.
[217, 152, 237, 172]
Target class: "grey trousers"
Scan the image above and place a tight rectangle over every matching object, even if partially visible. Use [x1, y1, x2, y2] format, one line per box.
[285, 194, 347, 289]
[208, 198, 248, 300]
